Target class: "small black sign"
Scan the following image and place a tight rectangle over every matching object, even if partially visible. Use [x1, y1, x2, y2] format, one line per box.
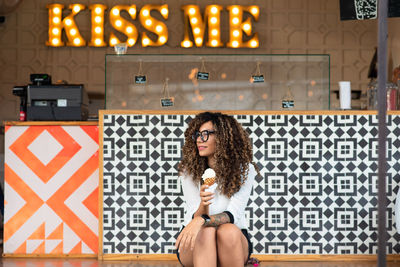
[340, 0, 400, 20]
[197, 72, 209, 80]
[282, 100, 294, 109]
[161, 98, 174, 107]
[251, 75, 264, 83]
[135, 75, 147, 84]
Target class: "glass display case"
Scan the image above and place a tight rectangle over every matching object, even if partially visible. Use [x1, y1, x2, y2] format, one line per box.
[105, 54, 330, 110]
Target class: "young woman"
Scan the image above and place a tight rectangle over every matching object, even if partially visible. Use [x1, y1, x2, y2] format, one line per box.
[175, 112, 259, 267]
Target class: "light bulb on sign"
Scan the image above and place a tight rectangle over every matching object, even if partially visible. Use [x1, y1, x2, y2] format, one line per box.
[250, 40, 258, 47]
[73, 5, 81, 13]
[189, 8, 196, 15]
[182, 40, 191, 48]
[161, 8, 168, 16]
[142, 9, 149, 16]
[128, 38, 135, 46]
[142, 38, 150, 46]
[243, 23, 251, 31]
[250, 6, 259, 16]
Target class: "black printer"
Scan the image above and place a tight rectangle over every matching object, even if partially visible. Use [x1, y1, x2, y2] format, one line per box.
[14, 74, 89, 121]
[27, 83, 89, 121]
[21, 74, 89, 121]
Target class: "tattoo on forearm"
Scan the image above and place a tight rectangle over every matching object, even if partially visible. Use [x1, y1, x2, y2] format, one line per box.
[204, 213, 230, 227]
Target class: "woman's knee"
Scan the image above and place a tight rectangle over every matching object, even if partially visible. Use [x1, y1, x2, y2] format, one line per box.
[196, 226, 217, 246]
[216, 224, 242, 246]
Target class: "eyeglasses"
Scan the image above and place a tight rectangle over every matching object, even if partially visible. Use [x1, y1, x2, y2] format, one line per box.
[192, 130, 216, 142]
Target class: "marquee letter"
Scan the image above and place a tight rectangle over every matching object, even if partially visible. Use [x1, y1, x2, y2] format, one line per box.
[109, 5, 138, 47]
[139, 4, 169, 47]
[89, 4, 107, 47]
[46, 4, 64, 46]
[181, 5, 223, 48]
[46, 4, 86, 47]
[227, 5, 259, 48]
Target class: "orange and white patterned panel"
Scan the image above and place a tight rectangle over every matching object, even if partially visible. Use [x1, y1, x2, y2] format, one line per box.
[4, 125, 99, 255]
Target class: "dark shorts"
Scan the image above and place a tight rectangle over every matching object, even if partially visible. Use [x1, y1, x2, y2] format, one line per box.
[175, 227, 253, 266]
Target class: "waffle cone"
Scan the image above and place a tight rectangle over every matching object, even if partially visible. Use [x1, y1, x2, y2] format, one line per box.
[204, 177, 215, 186]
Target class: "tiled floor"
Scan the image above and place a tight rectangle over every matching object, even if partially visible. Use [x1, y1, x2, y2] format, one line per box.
[0, 259, 400, 267]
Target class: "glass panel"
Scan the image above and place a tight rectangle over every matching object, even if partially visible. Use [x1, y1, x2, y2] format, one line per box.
[105, 54, 330, 110]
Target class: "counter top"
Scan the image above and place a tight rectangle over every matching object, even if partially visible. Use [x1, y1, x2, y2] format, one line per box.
[4, 121, 98, 126]
[99, 110, 400, 115]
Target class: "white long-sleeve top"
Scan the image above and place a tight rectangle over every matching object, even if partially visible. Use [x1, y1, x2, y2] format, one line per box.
[180, 163, 256, 229]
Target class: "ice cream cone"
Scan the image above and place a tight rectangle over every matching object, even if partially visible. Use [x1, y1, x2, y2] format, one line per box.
[204, 177, 215, 186]
[202, 168, 216, 185]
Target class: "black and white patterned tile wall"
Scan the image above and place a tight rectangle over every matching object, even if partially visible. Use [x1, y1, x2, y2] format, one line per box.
[101, 113, 400, 255]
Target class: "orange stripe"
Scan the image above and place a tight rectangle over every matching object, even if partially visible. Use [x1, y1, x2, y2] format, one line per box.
[80, 126, 99, 144]
[46, 154, 99, 253]
[4, 164, 43, 243]
[83, 187, 99, 218]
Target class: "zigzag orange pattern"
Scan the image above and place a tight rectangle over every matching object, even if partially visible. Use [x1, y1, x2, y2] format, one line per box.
[4, 126, 99, 254]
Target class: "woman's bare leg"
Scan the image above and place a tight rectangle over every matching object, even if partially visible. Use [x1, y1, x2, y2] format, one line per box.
[216, 224, 248, 267]
[179, 227, 217, 267]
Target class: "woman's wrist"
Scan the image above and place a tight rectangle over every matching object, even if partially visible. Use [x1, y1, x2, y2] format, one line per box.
[194, 215, 206, 226]
[202, 212, 231, 227]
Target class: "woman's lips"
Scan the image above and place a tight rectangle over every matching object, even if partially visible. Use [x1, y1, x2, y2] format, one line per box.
[197, 146, 207, 151]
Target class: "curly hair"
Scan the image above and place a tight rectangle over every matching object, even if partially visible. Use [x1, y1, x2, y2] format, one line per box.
[178, 112, 257, 197]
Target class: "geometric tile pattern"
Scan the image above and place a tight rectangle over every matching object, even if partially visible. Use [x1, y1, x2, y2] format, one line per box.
[100, 114, 400, 255]
[4, 125, 99, 254]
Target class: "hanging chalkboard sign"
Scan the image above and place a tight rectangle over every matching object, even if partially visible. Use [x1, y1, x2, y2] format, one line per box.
[340, 0, 400, 20]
